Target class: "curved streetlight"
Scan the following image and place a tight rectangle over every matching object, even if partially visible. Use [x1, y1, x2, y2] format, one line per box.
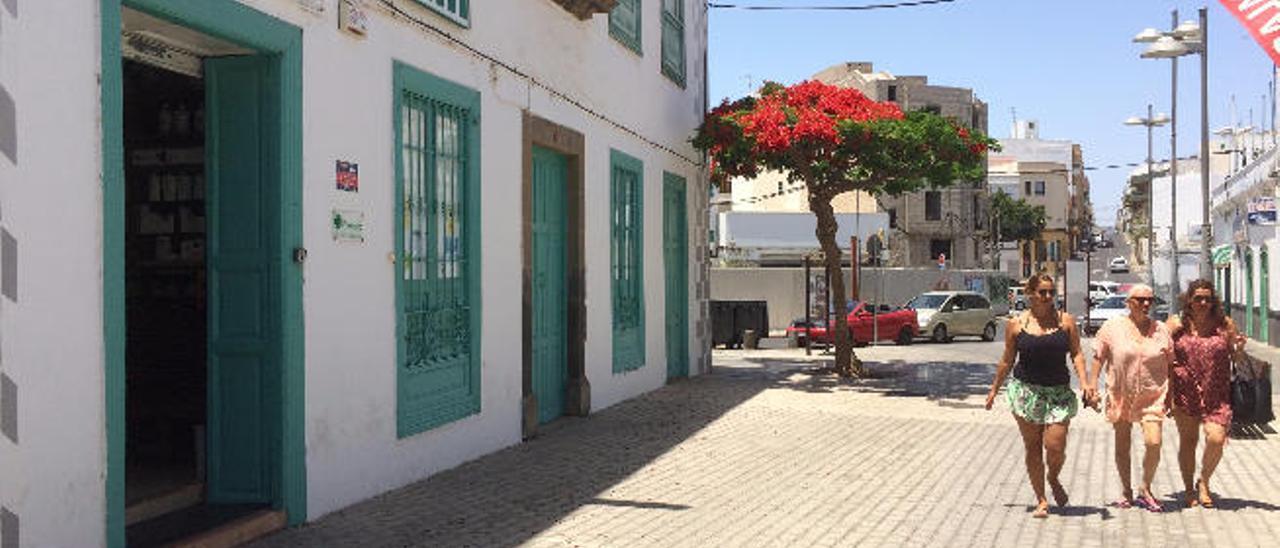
[1126, 106, 1169, 284]
[1137, 9, 1210, 283]
[1136, 9, 1207, 308]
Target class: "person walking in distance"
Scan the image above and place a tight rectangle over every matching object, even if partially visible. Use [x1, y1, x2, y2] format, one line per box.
[986, 273, 1090, 518]
[1167, 279, 1246, 508]
[1087, 283, 1173, 512]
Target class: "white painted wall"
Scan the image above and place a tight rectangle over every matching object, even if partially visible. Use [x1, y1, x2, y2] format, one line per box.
[0, 1, 107, 546]
[3, 0, 709, 543]
[232, 0, 709, 520]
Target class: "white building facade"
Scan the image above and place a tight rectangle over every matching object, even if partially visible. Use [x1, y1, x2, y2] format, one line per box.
[0, 1, 709, 546]
[1211, 137, 1280, 345]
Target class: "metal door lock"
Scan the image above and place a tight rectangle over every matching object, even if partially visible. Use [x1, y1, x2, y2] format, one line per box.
[293, 247, 308, 264]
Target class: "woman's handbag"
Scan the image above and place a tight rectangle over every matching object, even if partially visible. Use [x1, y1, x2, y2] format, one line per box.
[1232, 353, 1275, 425]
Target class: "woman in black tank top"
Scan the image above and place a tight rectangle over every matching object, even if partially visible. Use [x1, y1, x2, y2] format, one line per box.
[985, 273, 1091, 519]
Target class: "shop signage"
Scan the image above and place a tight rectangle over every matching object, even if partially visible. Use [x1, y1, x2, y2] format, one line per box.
[1247, 196, 1276, 225]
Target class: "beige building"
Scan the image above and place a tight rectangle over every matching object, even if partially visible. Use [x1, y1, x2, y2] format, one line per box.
[989, 159, 1071, 278]
[812, 62, 991, 268]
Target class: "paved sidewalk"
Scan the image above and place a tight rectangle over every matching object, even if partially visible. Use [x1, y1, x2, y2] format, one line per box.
[250, 347, 1280, 547]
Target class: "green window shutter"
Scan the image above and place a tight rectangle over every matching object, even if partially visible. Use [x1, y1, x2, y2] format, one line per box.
[660, 0, 685, 86]
[393, 62, 483, 437]
[412, 0, 471, 28]
[609, 0, 643, 55]
[611, 149, 645, 373]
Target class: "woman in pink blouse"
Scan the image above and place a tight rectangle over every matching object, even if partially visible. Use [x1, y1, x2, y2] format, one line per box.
[1086, 284, 1173, 512]
[1167, 279, 1245, 508]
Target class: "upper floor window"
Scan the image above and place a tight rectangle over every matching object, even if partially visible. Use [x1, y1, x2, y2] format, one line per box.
[1034, 181, 1046, 195]
[925, 191, 941, 221]
[414, 0, 470, 28]
[610, 0, 643, 55]
[661, 0, 686, 86]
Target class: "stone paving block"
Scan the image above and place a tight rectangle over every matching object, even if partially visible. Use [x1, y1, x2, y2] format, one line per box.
[251, 346, 1280, 547]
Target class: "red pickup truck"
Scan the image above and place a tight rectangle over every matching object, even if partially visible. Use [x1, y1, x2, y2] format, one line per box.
[786, 301, 918, 346]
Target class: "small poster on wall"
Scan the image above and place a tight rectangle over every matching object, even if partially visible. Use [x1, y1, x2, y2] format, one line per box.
[331, 208, 365, 243]
[336, 160, 359, 192]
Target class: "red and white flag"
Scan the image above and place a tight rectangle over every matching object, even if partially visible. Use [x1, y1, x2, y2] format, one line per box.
[1222, 0, 1280, 66]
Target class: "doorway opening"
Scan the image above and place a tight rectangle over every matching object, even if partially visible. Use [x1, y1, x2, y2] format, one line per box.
[123, 57, 210, 523]
[120, 8, 277, 545]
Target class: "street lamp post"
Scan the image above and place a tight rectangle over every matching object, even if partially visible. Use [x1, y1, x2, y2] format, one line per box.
[1137, 8, 1210, 281]
[1125, 106, 1169, 286]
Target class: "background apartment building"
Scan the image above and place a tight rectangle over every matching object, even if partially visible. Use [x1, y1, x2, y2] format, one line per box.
[813, 62, 991, 269]
[988, 121, 1094, 279]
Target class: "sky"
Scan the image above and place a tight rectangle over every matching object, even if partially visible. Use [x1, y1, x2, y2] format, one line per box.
[707, 0, 1277, 228]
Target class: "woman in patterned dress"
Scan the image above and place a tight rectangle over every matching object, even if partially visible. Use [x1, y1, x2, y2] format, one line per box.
[986, 273, 1089, 518]
[1167, 279, 1245, 508]
[1087, 283, 1173, 512]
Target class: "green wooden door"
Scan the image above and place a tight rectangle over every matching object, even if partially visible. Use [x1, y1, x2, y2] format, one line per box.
[532, 146, 568, 423]
[1262, 249, 1270, 343]
[664, 173, 688, 379]
[1247, 250, 1255, 338]
[206, 55, 280, 504]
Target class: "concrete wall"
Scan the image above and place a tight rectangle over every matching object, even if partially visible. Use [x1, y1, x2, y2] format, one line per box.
[2, 0, 710, 543]
[711, 267, 1011, 331]
[0, 2, 106, 546]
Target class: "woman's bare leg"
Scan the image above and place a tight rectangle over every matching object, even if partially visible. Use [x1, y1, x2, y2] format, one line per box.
[1139, 420, 1163, 499]
[1016, 415, 1049, 517]
[1044, 421, 1070, 506]
[1113, 421, 1134, 501]
[1173, 409, 1200, 506]
[1199, 421, 1228, 505]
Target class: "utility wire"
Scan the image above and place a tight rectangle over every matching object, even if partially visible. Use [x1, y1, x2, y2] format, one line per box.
[708, 0, 958, 11]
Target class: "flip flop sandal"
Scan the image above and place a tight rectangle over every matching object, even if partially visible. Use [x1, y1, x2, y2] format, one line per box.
[1109, 498, 1133, 509]
[1135, 495, 1164, 513]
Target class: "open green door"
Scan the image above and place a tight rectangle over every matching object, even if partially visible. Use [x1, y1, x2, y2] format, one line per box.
[532, 146, 568, 423]
[205, 54, 280, 504]
[664, 173, 688, 380]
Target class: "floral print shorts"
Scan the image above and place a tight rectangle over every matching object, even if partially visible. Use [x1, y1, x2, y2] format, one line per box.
[1006, 377, 1079, 424]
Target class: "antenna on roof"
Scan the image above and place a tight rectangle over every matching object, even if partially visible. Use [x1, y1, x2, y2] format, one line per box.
[1010, 107, 1017, 138]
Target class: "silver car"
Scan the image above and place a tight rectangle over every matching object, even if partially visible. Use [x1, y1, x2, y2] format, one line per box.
[908, 291, 1000, 343]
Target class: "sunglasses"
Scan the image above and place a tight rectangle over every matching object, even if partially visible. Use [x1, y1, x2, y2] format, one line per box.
[1192, 295, 1214, 304]
[1036, 289, 1056, 297]
[1129, 296, 1154, 304]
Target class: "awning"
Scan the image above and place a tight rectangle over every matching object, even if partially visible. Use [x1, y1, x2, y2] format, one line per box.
[1213, 245, 1233, 266]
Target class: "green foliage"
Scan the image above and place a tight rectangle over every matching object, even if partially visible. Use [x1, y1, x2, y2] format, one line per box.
[990, 191, 1046, 242]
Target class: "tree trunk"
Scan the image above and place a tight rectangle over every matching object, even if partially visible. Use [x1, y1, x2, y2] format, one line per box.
[809, 194, 863, 377]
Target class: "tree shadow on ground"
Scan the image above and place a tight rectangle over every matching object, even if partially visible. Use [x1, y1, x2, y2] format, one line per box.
[738, 356, 994, 406]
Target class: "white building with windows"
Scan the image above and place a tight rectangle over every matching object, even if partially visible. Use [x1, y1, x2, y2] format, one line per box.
[0, 1, 709, 546]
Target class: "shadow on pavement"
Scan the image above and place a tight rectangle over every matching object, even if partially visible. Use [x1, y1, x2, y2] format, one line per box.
[250, 373, 770, 548]
[739, 357, 994, 405]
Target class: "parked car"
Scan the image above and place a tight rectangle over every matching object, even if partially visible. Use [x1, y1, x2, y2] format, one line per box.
[785, 318, 830, 346]
[1088, 281, 1119, 304]
[907, 291, 999, 343]
[1109, 257, 1130, 273]
[1008, 286, 1028, 310]
[1084, 293, 1170, 335]
[846, 301, 918, 346]
[1084, 294, 1127, 335]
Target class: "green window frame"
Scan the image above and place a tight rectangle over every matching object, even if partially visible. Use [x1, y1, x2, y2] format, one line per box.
[393, 61, 483, 437]
[611, 149, 646, 372]
[660, 0, 685, 86]
[413, 0, 470, 28]
[609, 0, 643, 55]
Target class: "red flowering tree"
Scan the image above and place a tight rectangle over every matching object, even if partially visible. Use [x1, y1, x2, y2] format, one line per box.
[694, 80, 994, 377]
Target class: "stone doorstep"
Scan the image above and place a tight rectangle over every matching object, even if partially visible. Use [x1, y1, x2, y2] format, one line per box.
[169, 509, 285, 548]
[125, 482, 205, 526]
